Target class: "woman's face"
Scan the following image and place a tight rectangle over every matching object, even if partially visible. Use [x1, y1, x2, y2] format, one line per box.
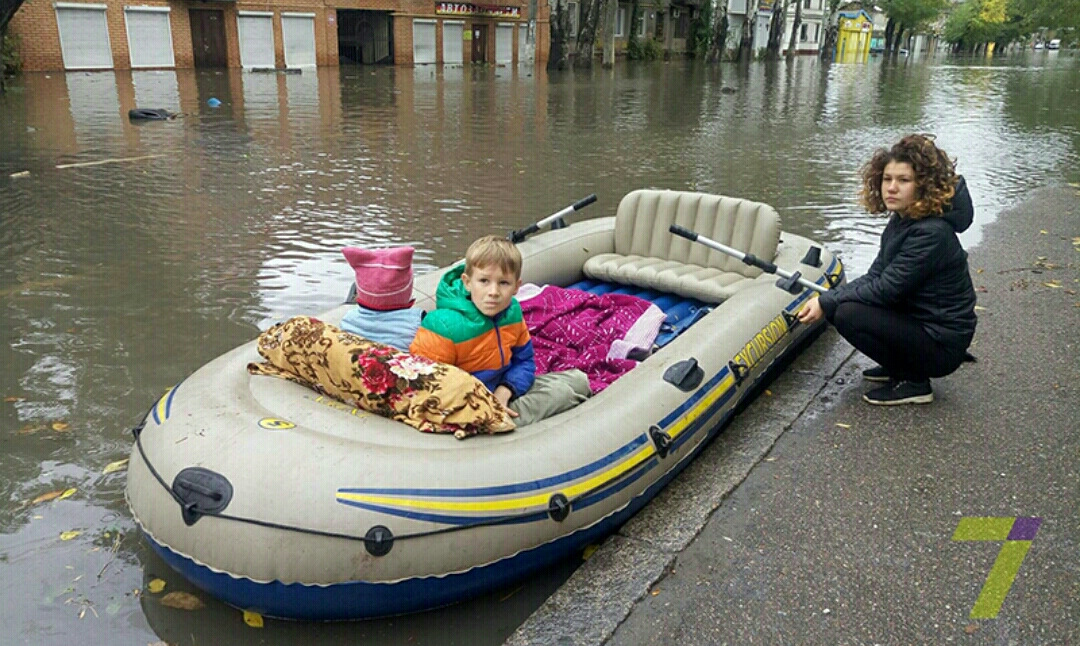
[881, 160, 917, 214]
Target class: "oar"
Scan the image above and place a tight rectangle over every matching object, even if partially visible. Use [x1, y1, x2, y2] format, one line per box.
[668, 224, 827, 294]
[509, 194, 598, 243]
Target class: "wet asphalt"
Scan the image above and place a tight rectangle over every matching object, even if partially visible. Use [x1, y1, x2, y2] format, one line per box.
[507, 185, 1080, 646]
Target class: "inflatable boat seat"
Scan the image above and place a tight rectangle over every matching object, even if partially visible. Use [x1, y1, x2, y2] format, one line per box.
[583, 189, 782, 304]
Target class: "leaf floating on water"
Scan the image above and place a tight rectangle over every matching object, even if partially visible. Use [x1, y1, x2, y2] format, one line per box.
[59, 531, 81, 541]
[1039, 230, 1048, 235]
[147, 578, 166, 594]
[582, 544, 599, 560]
[103, 459, 129, 475]
[160, 591, 205, 610]
[243, 610, 264, 627]
[32, 490, 66, 505]
[51, 421, 70, 432]
[4, 396, 23, 402]
[58, 488, 76, 500]
[1043, 281, 1062, 288]
[835, 423, 851, 429]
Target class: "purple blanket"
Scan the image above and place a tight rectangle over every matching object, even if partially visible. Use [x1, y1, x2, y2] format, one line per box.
[519, 285, 666, 393]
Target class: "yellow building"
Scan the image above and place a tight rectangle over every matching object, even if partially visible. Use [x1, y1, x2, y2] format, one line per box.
[836, 9, 872, 63]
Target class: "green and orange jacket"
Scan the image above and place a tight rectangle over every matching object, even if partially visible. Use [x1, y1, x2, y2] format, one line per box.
[409, 265, 536, 397]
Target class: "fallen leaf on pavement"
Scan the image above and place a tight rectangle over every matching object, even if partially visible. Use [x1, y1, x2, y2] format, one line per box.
[147, 579, 166, 594]
[1043, 281, 1062, 288]
[974, 306, 987, 311]
[51, 421, 70, 432]
[836, 423, 851, 429]
[59, 531, 81, 541]
[965, 623, 979, 634]
[160, 591, 204, 610]
[58, 488, 76, 500]
[243, 610, 264, 627]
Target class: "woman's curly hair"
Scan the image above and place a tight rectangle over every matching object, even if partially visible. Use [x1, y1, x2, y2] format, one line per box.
[858, 134, 957, 219]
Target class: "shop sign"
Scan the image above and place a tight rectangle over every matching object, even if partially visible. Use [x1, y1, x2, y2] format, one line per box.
[436, 2, 521, 17]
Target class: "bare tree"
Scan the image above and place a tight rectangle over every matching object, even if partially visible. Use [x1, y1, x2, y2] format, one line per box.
[819, 0, 842, 62]
[786, 0, 803, 57]
[1, 0, 27, 93]
[765, 0, 787, 58]
[548, 0, 573, 69]
[573, 0, 603, 68]
[709, 11, 729, 61]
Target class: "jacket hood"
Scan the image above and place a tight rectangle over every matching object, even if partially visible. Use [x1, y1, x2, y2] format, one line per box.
[942, 175, 974, 233]
[436, 265, 485, 319]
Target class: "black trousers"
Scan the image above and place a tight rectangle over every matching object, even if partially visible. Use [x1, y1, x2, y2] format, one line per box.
[827, 302, 965, 381]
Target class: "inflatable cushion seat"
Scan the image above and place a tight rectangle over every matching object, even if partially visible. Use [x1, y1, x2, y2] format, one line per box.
[583, 189, 782, 304]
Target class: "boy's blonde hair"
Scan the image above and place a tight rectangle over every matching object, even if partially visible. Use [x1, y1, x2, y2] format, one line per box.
[464, 235, 523, 279]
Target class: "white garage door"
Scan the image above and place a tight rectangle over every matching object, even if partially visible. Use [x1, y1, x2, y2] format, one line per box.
[442, 21, 463, 65]
[125, 7, 174, 68]
[282, 13, 316, 68]
[496, 23, 513, 63]
[237, 12, 275, 69]
[412, 19, 436, 64]
[55, 3, 113, 69]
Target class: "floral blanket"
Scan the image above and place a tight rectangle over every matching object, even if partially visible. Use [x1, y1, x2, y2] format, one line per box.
[246, 316, 515, 438]
[519, 285, 666, 393]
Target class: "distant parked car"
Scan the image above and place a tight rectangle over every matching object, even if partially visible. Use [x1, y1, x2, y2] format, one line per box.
[1034, 42, 1044, 49]
[1047, 39, 1061, 50]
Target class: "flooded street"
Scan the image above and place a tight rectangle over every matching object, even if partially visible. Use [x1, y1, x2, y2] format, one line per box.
[1, 52, 1078, 645]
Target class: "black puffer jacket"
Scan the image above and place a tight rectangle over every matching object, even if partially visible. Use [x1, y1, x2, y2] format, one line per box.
[819, 176, 977, 353]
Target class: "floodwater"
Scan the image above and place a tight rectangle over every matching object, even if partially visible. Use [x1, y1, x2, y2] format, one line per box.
[1, 51, 1078, 645]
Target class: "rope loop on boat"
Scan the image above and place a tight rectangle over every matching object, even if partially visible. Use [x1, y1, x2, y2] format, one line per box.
[131, 415, 646, 549]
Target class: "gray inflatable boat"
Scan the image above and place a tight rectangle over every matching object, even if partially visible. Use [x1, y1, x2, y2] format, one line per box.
[125, 189, 845, 620]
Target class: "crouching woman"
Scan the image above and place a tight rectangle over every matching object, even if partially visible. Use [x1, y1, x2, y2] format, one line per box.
[798, 134, 977, 405]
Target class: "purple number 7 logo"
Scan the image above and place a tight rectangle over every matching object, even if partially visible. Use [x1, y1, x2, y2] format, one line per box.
[952, 517, 1042, 619]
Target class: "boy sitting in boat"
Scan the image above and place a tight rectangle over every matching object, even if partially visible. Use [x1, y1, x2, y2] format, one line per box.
[410, 235, 590, 426]
[340, 246, 424, 351]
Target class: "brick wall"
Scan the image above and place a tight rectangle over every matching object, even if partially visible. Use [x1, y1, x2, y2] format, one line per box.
[8, 0, 544, 71]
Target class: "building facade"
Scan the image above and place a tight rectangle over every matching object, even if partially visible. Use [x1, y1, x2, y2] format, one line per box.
[10, 0, 550, 71]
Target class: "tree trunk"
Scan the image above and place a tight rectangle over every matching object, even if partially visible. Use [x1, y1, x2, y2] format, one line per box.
[628, 0, 641, 49]
[573, 0, 602, 68]
[883, 19, 895, 53]
[891, 25, 905, 56]
[547, 0, 572, 70]
[739, 14, 754, 61]
[819, 0, 840, 62]
[765, 0, 786, 59]
[709, 11, 729, 61]
[786, 0, 802, 57]
[601, 0, 616, 67]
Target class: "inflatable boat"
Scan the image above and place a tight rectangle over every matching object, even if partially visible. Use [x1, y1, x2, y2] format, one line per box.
[125, 189, 845, 620]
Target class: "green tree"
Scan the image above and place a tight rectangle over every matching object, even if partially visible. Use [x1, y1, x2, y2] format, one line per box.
[879, 0, 949, 53]
[1, 0, 27, 92]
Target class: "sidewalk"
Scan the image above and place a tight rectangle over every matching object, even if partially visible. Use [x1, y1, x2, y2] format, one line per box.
[507, 186, 1080, 645]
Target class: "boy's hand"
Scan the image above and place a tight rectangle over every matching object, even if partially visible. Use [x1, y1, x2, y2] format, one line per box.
[494, 385, 519, 417]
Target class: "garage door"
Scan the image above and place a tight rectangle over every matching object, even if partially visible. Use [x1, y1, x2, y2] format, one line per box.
[55, 3, 113, 69]
[442, 21, 463, 65]
[495, 23, 513, 63]
[237, 12, 275, 69]
[282, 13, 316, 68]
[125, 7, 175, 68]
[412, 19, 436, 64]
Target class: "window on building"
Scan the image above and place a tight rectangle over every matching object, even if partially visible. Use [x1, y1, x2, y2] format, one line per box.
[637, 10, 647, 38]
[804, 0, 811, 8]
[615, 6, 627, 37]
[567, 1, 579, 38]
[800, 23, 808, 42]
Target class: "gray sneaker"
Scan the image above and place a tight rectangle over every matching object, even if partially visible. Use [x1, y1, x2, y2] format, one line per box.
[864, 379, 933, 405]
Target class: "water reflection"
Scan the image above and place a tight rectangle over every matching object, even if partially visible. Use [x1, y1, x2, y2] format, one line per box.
[1, 54, 1079, 645]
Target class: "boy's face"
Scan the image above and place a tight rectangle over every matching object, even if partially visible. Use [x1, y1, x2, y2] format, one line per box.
[462, 264, 521, 317]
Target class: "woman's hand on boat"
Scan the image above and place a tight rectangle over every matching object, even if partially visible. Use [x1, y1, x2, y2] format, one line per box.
[797, 298, 824, 325]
